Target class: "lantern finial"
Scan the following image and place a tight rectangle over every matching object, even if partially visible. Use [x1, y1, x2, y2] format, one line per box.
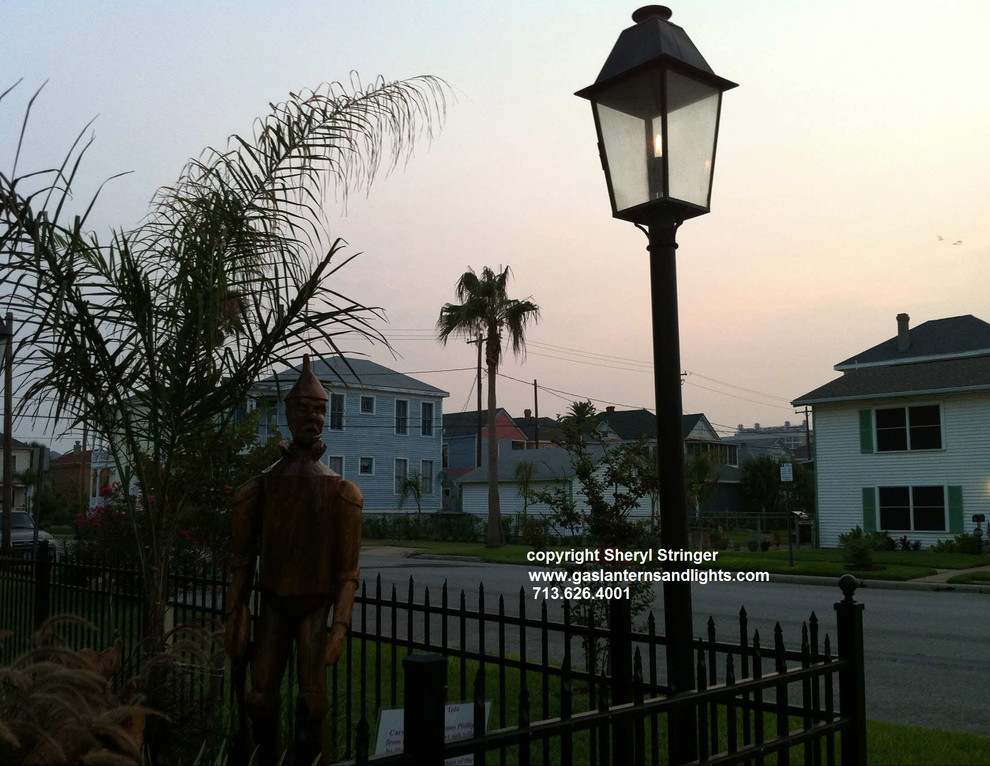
[632, 6, 672, 23]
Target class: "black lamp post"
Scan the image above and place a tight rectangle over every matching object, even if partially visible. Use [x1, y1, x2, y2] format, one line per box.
[577, 6, 735, 763]
[1, 313, 12, 553]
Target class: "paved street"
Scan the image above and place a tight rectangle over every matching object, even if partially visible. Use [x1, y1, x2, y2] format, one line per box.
[358, 552, 990, 736]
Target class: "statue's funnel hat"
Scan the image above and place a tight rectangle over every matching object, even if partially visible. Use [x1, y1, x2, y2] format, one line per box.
[286, 354, 329, 401]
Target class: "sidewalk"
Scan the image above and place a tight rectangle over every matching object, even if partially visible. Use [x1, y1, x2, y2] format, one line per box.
[770, 563, 990, 593]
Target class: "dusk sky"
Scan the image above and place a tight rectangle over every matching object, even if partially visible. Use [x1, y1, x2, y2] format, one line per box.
[4, 0, 990, 450]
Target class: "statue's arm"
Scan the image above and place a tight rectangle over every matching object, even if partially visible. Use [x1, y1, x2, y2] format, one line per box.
[331, 480, 364, 630]
[225, 477, 261, 659]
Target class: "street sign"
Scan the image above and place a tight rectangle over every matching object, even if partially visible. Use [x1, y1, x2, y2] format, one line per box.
[780, 463, 793, 483]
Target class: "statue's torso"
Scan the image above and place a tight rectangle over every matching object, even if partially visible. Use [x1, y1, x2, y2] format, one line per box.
[258, 458, 344, 601]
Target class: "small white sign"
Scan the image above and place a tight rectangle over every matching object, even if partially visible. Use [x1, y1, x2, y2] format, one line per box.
[375, 702, 493, 765]
[780, 463, 793, 483]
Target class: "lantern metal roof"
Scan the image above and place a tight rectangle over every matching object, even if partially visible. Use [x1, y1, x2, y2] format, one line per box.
[576, 6, 737, 99]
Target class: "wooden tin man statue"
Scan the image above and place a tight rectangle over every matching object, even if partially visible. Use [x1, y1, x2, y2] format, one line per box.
[225, 355, 363, 764]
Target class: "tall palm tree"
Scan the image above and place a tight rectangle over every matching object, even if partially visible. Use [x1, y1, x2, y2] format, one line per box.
[437, 266, 539, 547]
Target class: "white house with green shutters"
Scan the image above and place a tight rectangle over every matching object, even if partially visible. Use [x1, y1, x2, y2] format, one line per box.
[248, 357, 448, 513]
[793, 313, 990, 548]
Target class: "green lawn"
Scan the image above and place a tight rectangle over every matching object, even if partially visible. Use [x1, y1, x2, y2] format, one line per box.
[363, 539, 538, 565]
[708, 550, 938, 581]
[946, 570, 990, 585]
[362, 540, 990, 581]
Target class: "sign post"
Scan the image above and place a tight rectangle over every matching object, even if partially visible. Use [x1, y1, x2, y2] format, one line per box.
[780, 463, 794, 566]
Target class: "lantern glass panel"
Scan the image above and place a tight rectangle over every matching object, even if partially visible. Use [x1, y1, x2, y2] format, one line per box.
[593, 67, 663, 214]
[665, 70, 720, 208]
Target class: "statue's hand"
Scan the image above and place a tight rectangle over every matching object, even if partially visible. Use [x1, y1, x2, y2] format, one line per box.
[325, 622, 348, 665]
[225, 603, 251, 662]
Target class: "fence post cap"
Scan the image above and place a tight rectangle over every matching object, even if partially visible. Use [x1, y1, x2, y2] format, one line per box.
[838, 574, 859, 602]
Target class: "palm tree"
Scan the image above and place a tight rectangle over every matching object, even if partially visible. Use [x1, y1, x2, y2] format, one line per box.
[397, 473, 425, 516]
[437, 267, 539, 547]
[1, 75, 449, 645]
[561, 400, 597, 437]
[685, 450, 721, 520]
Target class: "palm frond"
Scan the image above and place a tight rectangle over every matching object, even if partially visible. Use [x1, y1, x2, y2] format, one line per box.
[1, 74, 450, 636]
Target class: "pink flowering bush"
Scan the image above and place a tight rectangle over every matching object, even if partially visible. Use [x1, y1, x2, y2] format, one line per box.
[73, 481, 223, 566]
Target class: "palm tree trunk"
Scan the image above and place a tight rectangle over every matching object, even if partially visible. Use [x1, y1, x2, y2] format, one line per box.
[486, 347, 504, 547]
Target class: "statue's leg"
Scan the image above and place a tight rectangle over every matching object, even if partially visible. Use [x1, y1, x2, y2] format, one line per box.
[248, 598, 292, 764]
[296, 603, 333, 765]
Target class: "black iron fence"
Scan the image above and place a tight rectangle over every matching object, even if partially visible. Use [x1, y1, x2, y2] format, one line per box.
[0, 546, 866, 765]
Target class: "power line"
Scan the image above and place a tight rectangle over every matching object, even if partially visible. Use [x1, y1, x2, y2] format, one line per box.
[497, 372, 652, 412]
[377, 327, 795, 406]
[527, 350, 653, 374]
[685, 371, 792, 403]
[682, 380, 793, 410]
[527, 340, 654, 367]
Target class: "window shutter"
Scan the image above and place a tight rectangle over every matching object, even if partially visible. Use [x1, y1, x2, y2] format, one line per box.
[948, 486, 964, 533]
[859, 410, 874, 454]
[862, 487, 877, 532]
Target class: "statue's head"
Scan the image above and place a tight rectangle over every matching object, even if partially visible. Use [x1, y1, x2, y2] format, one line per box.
[285, 355, 329, 446]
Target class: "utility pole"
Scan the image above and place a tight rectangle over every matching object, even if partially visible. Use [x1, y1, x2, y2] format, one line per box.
[533, 379, 540, 449]
[2, 313, 13, 552]
[467, 334, 485, 467]
[796, 406, 812, 460]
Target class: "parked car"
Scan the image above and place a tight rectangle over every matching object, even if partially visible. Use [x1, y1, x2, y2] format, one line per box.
[10, 510, 56, 557]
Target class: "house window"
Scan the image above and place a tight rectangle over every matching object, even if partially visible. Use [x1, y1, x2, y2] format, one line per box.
[395, 399, 409, 435]
[329, 393, 345, 431]
[875, 405, 941, 451]
[878, 486, 945, 531]
[421, 402, 434, 436]
[723, 444, 738, 467]
[360, 395, 375, 415]
[359, 457, 375, 476]
[511, 441, 526, 450]
[325, 455, 344, 475]
[394, 458, 408, 494]
[259, 399, 273, 428]
[421, 460, 434, 493]
[442, 443, 449, 469]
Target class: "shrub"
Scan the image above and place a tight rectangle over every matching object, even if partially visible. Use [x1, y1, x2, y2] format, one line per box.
[362, 512, 481, 543]
[839, 526, 879, 568]
[930, 532, 985, 555]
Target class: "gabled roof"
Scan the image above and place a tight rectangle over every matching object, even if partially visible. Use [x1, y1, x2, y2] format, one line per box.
[596, 408, 657, 440]
[0, 435, 33, 452]
[443, 409, 513, 439]
[457, 446, 602, 484]
[513, 415, 562, 443]
[794, 355, 990, 405]
[593, 410, 714, 441]
[52, 447, 114, 467]
[256, 357, 448, 398]
[795, 314, 990, 405]
[835, 315, 990, 370]
[51, 449, 94, 467]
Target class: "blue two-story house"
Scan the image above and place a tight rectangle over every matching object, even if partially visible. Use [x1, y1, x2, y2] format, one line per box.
[250, 357, 448, 513]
